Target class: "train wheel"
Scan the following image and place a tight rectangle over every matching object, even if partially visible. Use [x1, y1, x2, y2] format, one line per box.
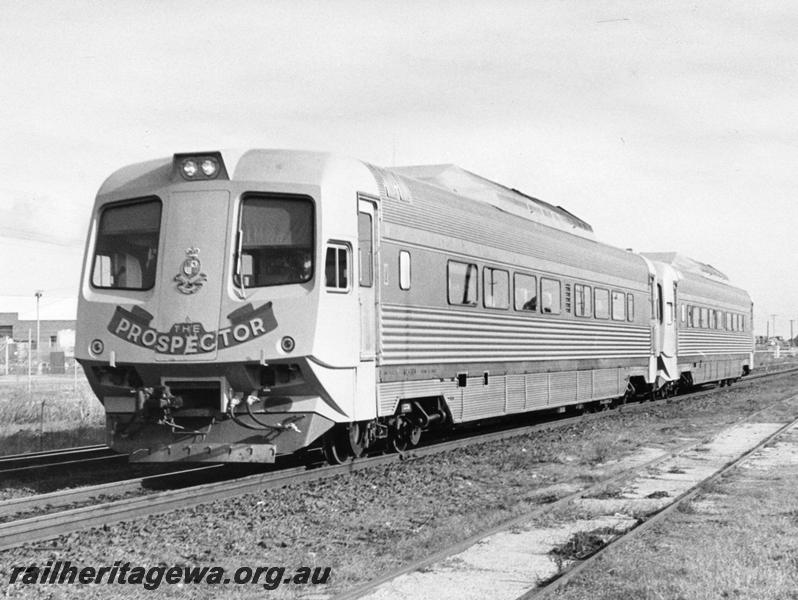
[322, 423, 368, 464]
[322, 430, 347, 465]
[347, 422, 366, 458]
[390, 421, 421, 453]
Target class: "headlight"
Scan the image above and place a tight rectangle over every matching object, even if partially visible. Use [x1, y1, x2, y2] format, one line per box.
[182, 159, 198, 178]
[201, 158, 218, 177]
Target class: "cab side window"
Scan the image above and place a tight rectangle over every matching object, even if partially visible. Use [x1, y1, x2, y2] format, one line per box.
[325, 243, 350, 291]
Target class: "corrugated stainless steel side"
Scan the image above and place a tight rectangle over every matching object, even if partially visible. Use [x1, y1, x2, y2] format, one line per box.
[377, 379, 456, 415]
[462, 375, 507, 420]
[506, 375, 525, 412]
[678, 330, 752, 356]
[377, 367, 627, 418]
[526, 373, 549, 409]
[680, 359, 747, 384]
[381, 305, 650, 365]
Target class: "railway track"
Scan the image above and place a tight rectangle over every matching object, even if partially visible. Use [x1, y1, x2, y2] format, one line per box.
[1, 367, 796, 554]
[0, 444, 125, 478]
[334, 389, 798, 600]
[524, 411, 798, 599]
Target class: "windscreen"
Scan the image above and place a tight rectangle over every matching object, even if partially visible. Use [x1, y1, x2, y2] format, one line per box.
[91, 198, 161, 290]
[238, 195, 314, 287]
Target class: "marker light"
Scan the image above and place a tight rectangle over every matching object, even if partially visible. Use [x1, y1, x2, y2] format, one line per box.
[201, 159, 218, 177]
[182, 159, 198, 178]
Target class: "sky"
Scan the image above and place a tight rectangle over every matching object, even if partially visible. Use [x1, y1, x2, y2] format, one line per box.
[0, 1, 796, 336]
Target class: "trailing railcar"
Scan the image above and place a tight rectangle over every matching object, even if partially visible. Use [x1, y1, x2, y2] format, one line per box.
[644, 253, 753, 390]
[74, 150, 746, 464]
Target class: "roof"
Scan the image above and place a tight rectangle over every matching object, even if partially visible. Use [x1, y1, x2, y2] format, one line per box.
[642, 252, 729, 282]
[389, 164, 595, 240]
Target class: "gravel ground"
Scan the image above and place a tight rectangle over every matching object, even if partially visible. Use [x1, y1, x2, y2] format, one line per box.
[2, 373, 797, 600]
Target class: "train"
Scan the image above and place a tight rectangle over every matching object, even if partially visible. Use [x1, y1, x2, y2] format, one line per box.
[74, 150, 754, 464]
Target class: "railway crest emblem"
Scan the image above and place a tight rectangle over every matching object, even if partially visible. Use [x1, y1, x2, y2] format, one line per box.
[174, 247, 207, 294]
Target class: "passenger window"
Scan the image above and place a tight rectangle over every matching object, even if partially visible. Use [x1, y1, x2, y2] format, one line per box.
[399, 251, 411, 290]
[91, 198, 161, 291]
[541, 278, 561, 314]
[514, 273, 537, 311]
[574, 284, 592, 317]
[594, 288, 610, 319]
[358, 212, 373, 287]
[483, 267, 509, 309]
[325, 243, 349, 291]
[612, 291, 625, 321]
[700, 307, 708, 328]
[448, 261, 478, 306]
[628, 294, 637, 322]
[681, 304, 687, 323]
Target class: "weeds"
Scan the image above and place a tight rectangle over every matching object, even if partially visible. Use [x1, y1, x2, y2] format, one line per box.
[583, 485, 625, 500]
[548, 527, 620, 572]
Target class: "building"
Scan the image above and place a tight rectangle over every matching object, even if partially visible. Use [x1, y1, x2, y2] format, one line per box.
[0, 313, 76, 371]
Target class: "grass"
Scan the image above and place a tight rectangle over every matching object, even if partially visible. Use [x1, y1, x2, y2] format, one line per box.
[0, 372, 105, 454]
[550, 435, 798, 599]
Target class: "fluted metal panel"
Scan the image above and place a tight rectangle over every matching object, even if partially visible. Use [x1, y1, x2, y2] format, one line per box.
[594, 368, 622, 398]
[678, 331, 752, 356]
[549, 371, 577, 405]
[525, 373, 549, 409]
[377, 379, 452, 416]
[381, 305, 650, 365]
[377, 366, 629, 420]
[506, 375, 526, 412]
[462, 376, 507, 420]
[577, 370, 593, 401]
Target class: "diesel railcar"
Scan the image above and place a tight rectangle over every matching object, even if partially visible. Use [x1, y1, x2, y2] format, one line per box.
[75, 150, 753, 464]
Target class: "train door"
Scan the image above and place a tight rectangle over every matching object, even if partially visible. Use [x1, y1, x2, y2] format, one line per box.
[355, 196, 378, 419]
[357, 198, 378, 359]
[657, 264, 679, 382]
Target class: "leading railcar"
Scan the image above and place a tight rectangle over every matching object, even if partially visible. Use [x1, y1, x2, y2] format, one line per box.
[75, 150, 754, 463]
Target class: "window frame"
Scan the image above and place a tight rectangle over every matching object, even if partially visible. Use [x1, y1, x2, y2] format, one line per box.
[574, 283, 592, 318]
[611, 290, 626, 321]
[540, 277, 562, 315]
[357, 212, 373, 288]
[447, 260, 479, 307]
[594, 287, 610, 320]
[324, 241, 351, 293]
[236, 193, 315, 289]
[399, 250, 411, 290]
[90, 196, 162, 292]
[514, 272, 538, 312]
[483, 267, 510, 310]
